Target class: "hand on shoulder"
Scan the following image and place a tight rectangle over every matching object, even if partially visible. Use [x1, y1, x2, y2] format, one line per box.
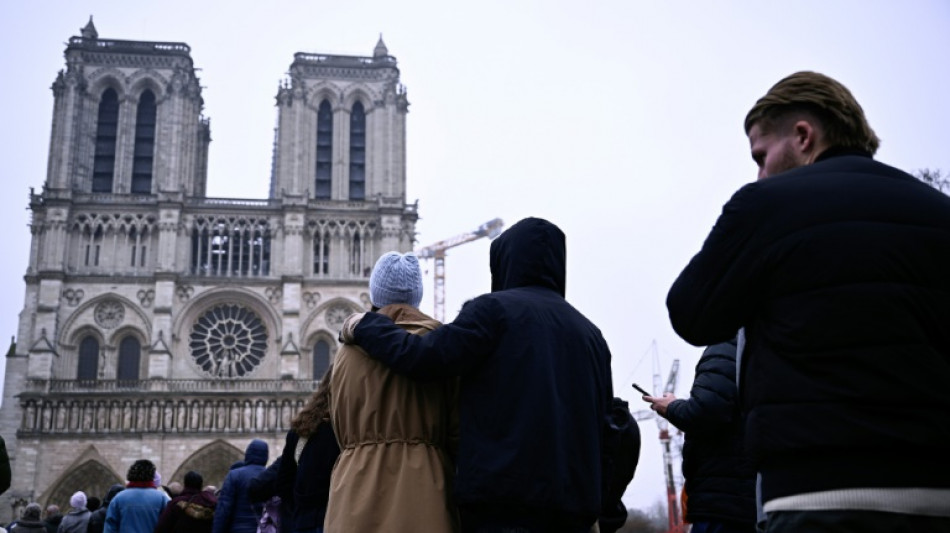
[339, 312, 366, 344]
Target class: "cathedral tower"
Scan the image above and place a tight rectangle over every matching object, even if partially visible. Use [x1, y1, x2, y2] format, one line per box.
[1, 20, 417, 520]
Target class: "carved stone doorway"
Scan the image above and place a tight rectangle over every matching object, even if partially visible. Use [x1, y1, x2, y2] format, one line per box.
[170, 439, 244, 491]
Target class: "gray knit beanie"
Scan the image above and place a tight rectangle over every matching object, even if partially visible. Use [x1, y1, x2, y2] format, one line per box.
[369, 252, 423, 308]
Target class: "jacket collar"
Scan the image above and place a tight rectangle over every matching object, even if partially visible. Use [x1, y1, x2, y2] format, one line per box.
[815, 146, 873, 162]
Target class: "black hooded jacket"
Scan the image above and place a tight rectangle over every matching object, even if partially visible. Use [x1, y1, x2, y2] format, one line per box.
[353, 217, 614, 529]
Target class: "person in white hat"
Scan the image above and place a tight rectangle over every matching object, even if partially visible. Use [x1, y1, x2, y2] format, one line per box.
[325, 251, 459, 533]
[56, 492, 91, 533]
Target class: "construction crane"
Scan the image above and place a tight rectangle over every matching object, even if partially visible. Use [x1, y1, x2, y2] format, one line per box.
[415, 218, 505, 322]
[633, 342, 685, 533]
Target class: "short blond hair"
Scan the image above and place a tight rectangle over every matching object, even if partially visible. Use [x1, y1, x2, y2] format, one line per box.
[745, 71, 880, 155]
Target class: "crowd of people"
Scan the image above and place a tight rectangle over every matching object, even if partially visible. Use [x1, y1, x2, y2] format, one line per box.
[3, 70, 949, 533]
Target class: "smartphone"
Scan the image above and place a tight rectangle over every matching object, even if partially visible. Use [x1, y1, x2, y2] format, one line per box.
[631, 383, 650, 396]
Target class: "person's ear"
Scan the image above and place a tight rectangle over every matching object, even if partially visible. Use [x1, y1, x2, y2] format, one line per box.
[792, 120, 817, 154]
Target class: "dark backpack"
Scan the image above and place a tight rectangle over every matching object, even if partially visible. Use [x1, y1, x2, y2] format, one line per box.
[599, 397, 641, 533]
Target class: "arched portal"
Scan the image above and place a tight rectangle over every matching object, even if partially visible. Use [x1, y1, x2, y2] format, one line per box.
[170, 440, 244, 490]
[42, 459, 122, 511]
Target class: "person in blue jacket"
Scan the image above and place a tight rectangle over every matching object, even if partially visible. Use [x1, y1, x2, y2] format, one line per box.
[104, 459, 169, 533]
[342, 217, 614, 533]
[212, 439, 268, 533]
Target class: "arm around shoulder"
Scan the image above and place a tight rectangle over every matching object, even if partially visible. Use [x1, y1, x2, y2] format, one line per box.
[353, 297, 500, 380]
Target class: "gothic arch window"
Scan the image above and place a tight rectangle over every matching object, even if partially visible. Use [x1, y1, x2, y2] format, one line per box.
[313, 339, 331, 379]
[315, 100, 333, 199]
[190, 217, 271, 277]
[350, 232, 363, 275]
[313, 232, 330, 275]
[128, 226, 148, 269]
[131, 90, 157, 194]
[92, 88, 119, 193]
[78, 336, 99, 380]
[349, 101, 366, 200]
[117, 335, 141, 381]
[85, 226, 104, 267]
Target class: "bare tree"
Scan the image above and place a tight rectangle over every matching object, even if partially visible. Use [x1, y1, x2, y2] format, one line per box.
[615, 502, 669, 533]
[915, 168, 949, 193]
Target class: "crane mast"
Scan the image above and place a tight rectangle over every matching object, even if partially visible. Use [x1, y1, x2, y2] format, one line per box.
[415, 218, 504, 322]
[636, 342, 686, 533]
[658, 358, 684, 533]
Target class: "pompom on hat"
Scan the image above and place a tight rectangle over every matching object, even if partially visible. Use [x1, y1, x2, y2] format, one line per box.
[69, 491, 87, 510]
[369, 252, 424, 308]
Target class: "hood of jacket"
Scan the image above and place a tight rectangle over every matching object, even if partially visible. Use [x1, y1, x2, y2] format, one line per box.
[102, 483, 125, 505]
[244, 438, 269, 466]
[490, 217, 566, 296]
[378, 304, 441, 333]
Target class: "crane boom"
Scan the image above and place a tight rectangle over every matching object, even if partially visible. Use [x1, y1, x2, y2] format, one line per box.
[415, 218, 504, 322]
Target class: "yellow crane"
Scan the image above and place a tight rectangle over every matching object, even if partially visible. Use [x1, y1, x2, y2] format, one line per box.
[415, 218, 505, 322]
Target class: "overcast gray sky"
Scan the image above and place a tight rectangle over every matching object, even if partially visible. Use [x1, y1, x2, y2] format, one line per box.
[2, 0, 949, 512]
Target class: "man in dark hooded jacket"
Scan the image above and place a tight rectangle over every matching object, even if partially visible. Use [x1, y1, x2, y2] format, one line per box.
[212, 439, 268, 533]
[342, 217, 614, 532]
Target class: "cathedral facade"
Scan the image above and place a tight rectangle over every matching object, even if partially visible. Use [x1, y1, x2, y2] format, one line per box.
[0, 19, 417, 520]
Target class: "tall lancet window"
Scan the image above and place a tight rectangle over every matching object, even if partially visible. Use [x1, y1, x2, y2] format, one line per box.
[131, 90, 157, 194]
[313, 340, 330, 379]
[92, 89, 119, 193]
[117, 336, 141, 381]
[77, 336, 99, 380]
[349, 101, 366, 200]
[315, 100, 333, 199]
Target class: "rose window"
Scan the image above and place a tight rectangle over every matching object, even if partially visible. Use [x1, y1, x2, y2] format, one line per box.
[94, 299, 125, 329]
[190, 304, 268, 377]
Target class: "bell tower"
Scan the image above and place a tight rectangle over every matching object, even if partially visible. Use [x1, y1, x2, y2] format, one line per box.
[46, 16, 210, 199]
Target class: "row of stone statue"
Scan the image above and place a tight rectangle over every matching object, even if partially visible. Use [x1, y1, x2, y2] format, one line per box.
[18, 398, 308, 434]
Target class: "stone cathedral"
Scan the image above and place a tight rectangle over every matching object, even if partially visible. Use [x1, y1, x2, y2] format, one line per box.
[0, 19, 417, 520]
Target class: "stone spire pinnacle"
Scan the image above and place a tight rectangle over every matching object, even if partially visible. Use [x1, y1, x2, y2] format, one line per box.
[373, 34, 388, 58]
[81, 16, 98, 40]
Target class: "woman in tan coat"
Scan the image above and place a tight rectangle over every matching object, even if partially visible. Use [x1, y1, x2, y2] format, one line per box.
[325, 252, 459, 533]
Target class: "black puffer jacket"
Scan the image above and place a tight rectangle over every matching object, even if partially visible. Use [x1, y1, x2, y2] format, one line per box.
[353, 217, 614, 530]
[665, 340, 755, 527]
[667, 152, 950, 503]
